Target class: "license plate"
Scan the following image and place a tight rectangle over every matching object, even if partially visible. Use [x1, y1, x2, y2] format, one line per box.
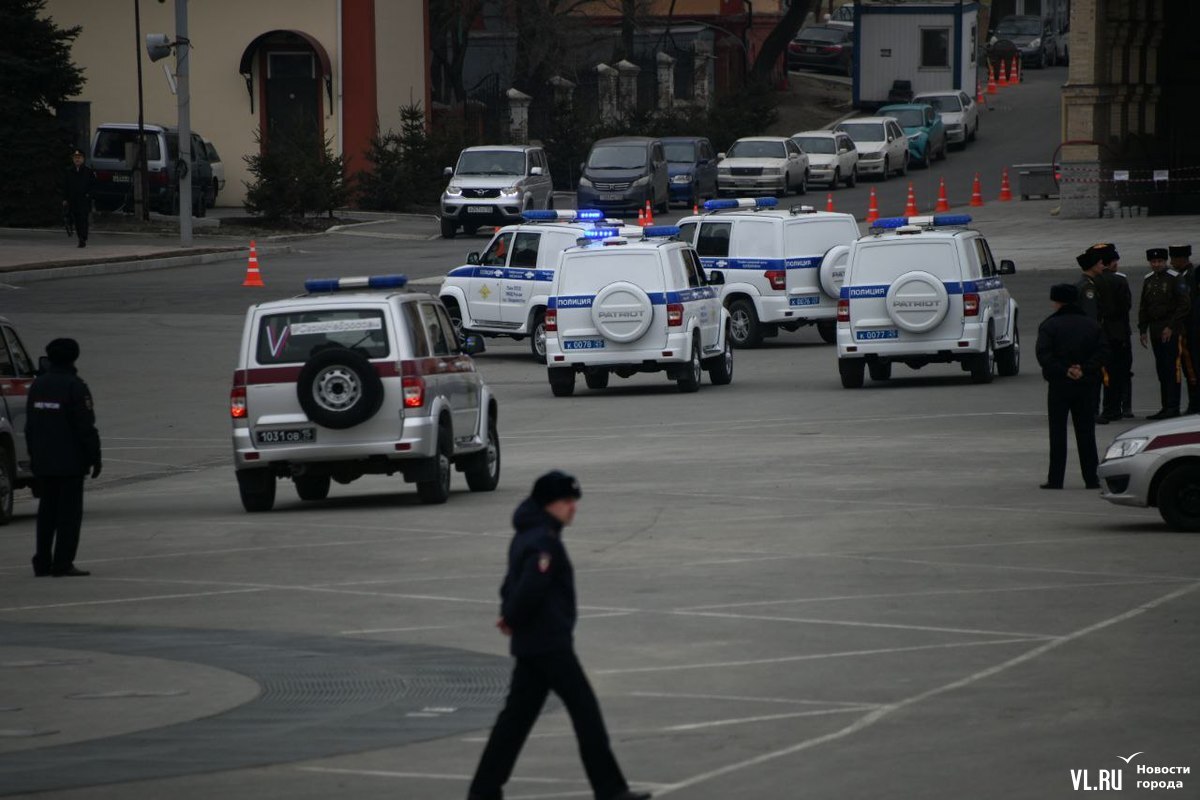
[804, 46, 817, 52]
[112, 175, 131, 183]
[467, 206, 492, 214]
[856, 329, 899, 341]
[600, 193, 624, 201]
[789, 296, 820, 307]
[563, 339, 606, 351]
[255, 428, 316, 444]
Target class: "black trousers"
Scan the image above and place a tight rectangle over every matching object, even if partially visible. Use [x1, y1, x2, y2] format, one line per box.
[469, 650, 628, 800]
[1047, 379, 1098, 487]
[68, 201, 89, 243]
[1102, 340, 1132, 418]
[33, 475, 85, 573]
[1151, 332, 1182, 412]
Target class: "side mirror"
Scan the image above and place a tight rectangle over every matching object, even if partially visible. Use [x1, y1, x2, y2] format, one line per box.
[530, 166, 543, 176]
[717, 152, 726, 160]
[466, 252, 480, 265]
[443, 166, 454, 177]
[461, 335, 486, 356]
[579, 161, 586, 173]
[998, 259, 1016, 275]
[707, 270, 725, 286]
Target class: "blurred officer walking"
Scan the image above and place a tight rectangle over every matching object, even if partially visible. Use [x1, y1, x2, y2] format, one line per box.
[467, 471, 650, 800]
[1037, 284, 1106, 490]
[1169, 244, 1200, 413]
[1139, 248, 1190, 419]
[1094, 244, 1134, 419]
[26, 339, 101, 577]
[62, 149, 95, 249]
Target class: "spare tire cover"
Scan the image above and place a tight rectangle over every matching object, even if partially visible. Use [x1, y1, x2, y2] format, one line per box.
[885, 271, 950, 333]
[296, 347, 385, 430]
[591, 281, 655, 343]
[819, 245, 852, 299]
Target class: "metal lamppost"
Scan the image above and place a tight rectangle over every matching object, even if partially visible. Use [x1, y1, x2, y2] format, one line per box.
[145, 0, 192, 246]
[134, 0, 148, 220]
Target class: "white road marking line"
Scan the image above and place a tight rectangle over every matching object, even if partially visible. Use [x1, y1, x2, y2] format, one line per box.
[294, 767, 593, 785]
[671, 609, 1055, 640]
[829, 553, 1199, 582]
[0, 588, 265, 613]
[594, 637, 1041, 675]
[678, 578, 1188, 611]
[650, 581, 1200, 797]
[621, 691, 880, 708]
[338, 624, 463, 636]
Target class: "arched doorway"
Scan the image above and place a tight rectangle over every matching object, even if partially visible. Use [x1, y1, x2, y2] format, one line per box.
[239, 30, 333, 145]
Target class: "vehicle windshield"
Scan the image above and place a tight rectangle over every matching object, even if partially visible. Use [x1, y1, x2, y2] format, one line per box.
[792, 136, 836, 155]
[920, 94, 962, 113]
[257, 309, 390, 365]
[664, 142, 697, 163]
[587, 145, 648, 170]
[455, 150, 526, 176]
[997, 18, 1041, 36]
[796, 27, 846, 43]
[727, 141, 786, 159]
[93, 130, 162, 161]
[838, 122, 884, 142]
[886, 109, 926, 128]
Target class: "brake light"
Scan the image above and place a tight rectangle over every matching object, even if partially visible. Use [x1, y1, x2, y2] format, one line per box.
[963, 293, 980, 316]
[765, 270, 787, 291]
[230, 385, 247, 419]
[820, 45, 843, 53]
[837, 299, 850, 322]
[667, 303, 684, 327]
[95, 170, 113, 182]
[545, 309, 557, 332]
[402, 375, 426, 408]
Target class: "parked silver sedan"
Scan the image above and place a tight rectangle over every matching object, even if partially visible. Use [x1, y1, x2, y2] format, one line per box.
[717, 137, 810, 197]
[1098, 417, 1200, 531]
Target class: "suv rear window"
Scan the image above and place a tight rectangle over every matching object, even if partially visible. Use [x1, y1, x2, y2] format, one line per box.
[785, 220, 858, 255]
[94, 130, 162, 161]
[853, 241, 958, 284]
[256, 309, 389, 365]
[559, 252, 664, 293]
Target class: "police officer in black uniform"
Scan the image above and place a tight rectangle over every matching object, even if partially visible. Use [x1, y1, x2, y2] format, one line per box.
[1139, 248, 1190, 420]
[1036, 284, 1106, 490]
[1169, 244, 1200, 413]
[468, 471, 650, 800]
[1075, 249, 1108, 420]
[63, 149, 95, 248]
[1095, 244, 1135, 418]
[26, 338, 102, 577]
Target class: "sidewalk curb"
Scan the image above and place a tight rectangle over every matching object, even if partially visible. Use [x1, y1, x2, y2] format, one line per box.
[1, 245, 293, 284]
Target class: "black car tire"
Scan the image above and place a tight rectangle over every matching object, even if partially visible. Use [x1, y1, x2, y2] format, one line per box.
[0, 448, 13, 526]
[997, 319, 1021, 377]
[868, 360, 893, 381]
[677, 336, 703, 393]
[728, 298, 764, 348]
[881, 157, 890, 182]
[839, 358, 866, 389]
[705, 333, 734, 386]
[969, 331, 996, 384]
[463, 225, 479, 236]
[296, 347, 385, 430]
[549, 367, 575, 397]
[440, 218, 457, 239]
[464, 418, 501, 493]
[1157, 464, 1200, 532]
[817, 320, 837, 344]
[295, 474, 331, 501]
[237, 469, 276, 513]
[417, 424, 453, 505]
[529, 308, 547, 363]
[584, 369, 610, 390]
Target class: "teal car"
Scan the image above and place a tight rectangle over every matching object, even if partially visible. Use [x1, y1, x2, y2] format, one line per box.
[878, 103, 948, 168]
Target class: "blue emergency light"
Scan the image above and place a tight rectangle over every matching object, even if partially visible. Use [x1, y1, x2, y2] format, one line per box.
[576, 209, 605, 221]
[521, 209, 606, 223]
[703, 197, 779, 211]
[584, 227, 620, 239]
[642, 225, 680, 238]
[305, 275, 408, 293]
[872, 214, 973, 229]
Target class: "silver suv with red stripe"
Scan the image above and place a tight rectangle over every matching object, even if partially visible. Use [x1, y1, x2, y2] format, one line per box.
[230, 276, 500, 512]
[0, 316, 38, 523]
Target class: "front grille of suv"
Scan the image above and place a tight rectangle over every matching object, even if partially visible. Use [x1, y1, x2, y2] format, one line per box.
[593, 181, 632, 191]
[462, 188, 501, 199]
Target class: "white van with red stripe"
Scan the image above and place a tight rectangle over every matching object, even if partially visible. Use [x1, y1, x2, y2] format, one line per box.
[230, 276, 500, 512]
[0, 317, 38, 523]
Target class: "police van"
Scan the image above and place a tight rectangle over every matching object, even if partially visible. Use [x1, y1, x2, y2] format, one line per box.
[544, 226, 733, 396]
[677, 198, 860, 347]
[836, 215, 1019, 388]
[438, 210, 642, 363]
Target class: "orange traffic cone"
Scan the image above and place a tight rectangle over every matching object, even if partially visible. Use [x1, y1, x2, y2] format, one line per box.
[242, 240, 264, 287]
[1012, 55, 1020, 84]
[999, 59, 1009, 87]
[693, 203, 699, 216]
[976, 80, 986, 105]
[637, 207, 646, 226]
[645, 199, 654, 225]
[999, 168, 1013, 202]
[970, 172, 985, 207]
[987, 63, 997, 95]
[935, 177, 950, 212]
[866, 186, 880, 224]
[904, 182, 918, 217]
[826, 192, 835, 212]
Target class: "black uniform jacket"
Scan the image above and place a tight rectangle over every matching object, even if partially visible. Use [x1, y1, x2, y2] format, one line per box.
[63, 165, 95, 206]
[1036, 304, 1107, 384]
[500, 499, 577, 658]
[25, 365, 101, 477]
[1099, 271, 1133, 341]
[1139, 269, 1190, 337]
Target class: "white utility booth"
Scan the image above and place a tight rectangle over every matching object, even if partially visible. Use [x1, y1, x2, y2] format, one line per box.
[852, 1, 981, 108]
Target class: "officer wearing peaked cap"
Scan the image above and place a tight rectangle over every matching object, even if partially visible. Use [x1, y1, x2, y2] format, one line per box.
[1092, 243, 1134, 418]
[1076, 249, 1110, 422]
[1139, 248, 1190, 420]
[1168, 244, 1200, 413]
[468, 471, 651, 800]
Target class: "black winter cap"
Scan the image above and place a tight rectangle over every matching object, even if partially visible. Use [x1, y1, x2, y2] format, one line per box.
[1076, 250, 1100, 270]
[45, 338, 80, 366]
[1050, 284, 1079, 304]
[1169, 245, 1192, 258]
[1147, 248, 1169, 261]
[532, 470, 582, 506]
[1090, 242, 1119, 263]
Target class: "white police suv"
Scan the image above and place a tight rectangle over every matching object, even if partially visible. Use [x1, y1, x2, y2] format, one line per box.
[230, 275, 500, 512]
[544, 226, 733, 396]
[678, 198, 860, 347]
[836, 215, 1019, 388]
[439, 210, 641, 363]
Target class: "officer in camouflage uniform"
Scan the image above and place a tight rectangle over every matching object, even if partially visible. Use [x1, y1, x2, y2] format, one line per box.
[1169, 244, 1200, 414]
[1139, 248, 1190, 420]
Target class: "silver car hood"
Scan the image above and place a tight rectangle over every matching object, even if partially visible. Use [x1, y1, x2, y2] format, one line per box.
[1112, 416, 1200, 442]
[805, 153, 839, 166]
[448, 175, 523, 189]
[721, 157, 790, 168]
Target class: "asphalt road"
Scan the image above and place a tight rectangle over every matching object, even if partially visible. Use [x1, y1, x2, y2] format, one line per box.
[2, 61, 1198, 800]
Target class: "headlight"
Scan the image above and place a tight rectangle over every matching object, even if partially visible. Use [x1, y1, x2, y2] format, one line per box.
[1104, 437, 1150, 461]
[1030, 37, 1042, 48]
[578, 176, 593, 188]
[444, 185, 462, 197]
[763, 167, 782, 175]
[718, 167, 731, 175]
[500, 186, 520, 198]
[671, 174, 693, 184]
[631, 175, 652, 187]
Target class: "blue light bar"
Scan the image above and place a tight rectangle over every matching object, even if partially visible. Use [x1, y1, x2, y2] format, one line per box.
[584, 227, 620, 239]
[871, 217, 909, 229]
[932, 214, 972, 226]
[576, 209, 605, 221]
[642, 225, 680, 238]
[872, 214, 973, 230]
[521, 210, 559, 221]
[702, 197, 779, 211]
[305, 274, 408, 293]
